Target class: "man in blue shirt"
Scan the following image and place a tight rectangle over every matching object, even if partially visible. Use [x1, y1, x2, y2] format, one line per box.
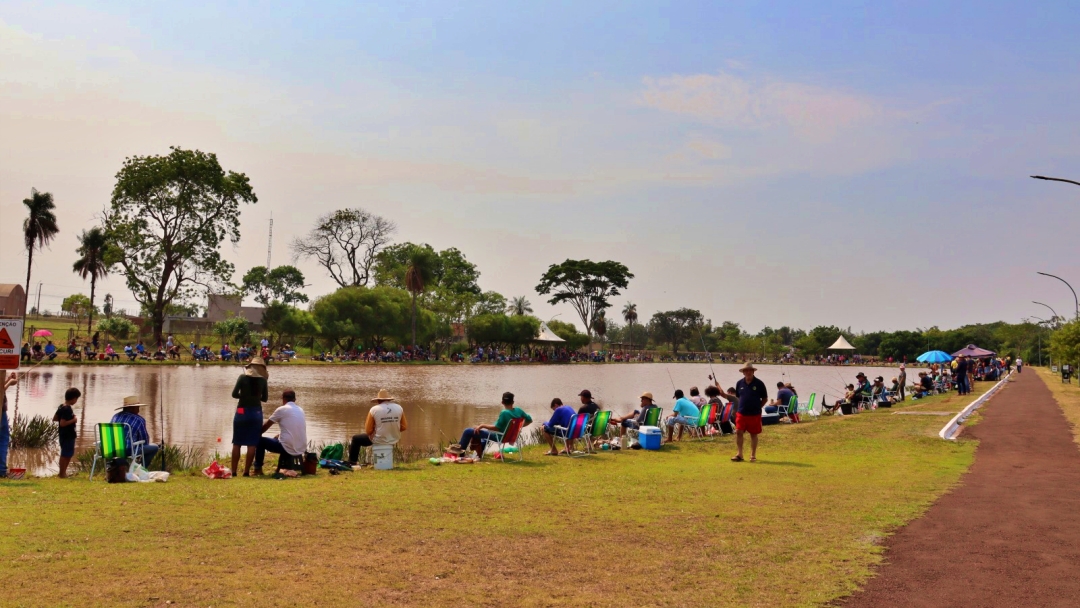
[720, 364, 768, 462]
[542, 398, 578, 455]
[110, 396, 159, 468]
[665, 389, 701, 442]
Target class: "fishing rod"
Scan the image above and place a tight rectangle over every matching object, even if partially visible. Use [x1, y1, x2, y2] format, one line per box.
[697, 326, 718, 382]
[666, 367, 677, 392]
[159, 366, 166, 472]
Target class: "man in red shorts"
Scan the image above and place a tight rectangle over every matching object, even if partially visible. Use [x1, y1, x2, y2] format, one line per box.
[720, 364, 768, 462]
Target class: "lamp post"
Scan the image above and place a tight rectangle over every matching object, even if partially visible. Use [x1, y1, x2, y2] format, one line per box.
[1036, 272, 1079, 320]
[1031, 175, 1080, 187]
[1033, 301, 1061, 326]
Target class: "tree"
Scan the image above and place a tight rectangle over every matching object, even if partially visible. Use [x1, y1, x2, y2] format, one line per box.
[465, 314, 540, 353]
[261, 302, 319, 351]
[96, 316, 136, 341]
[72, 227, 114, 333]
[622, 302, 638, 351]
[103, 294, 114, 318]
[61, 294, 96, 328]
[592, 310, 608, 342]
[546, 319, 590, 351]
[104, 147, 257, 344]
[403, 245, 438, 347]
[507, 296, 533, 316]
[535, 259, 633, 340]
[22, 188, 59, 320]
[1050, 319, 1080, 368]
[311, 285, 439, 351]
[375, 243, 482, 324]
[648, 308, 703, 354]
[292, 208, 395, 288]
[242, 265, 308, 306]
[212, 316, 251, 346]
[473, 291, 508, 316]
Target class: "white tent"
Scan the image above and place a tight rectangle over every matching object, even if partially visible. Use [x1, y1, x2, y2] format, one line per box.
[535, 321, 566, 343]
[827, 335, 856, 350]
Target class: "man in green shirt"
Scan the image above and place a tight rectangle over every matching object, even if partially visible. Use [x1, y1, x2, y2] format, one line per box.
[454, 392, 532, 459]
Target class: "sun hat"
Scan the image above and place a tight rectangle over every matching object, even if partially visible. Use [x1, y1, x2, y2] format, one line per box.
[371, 389, 397, 403]
[116, 395, 149, 410]
[856, 372, 866, 378]
[244, 356, 269, 379]
[640, 391, 654, 401]
[739, 363, 757, 373]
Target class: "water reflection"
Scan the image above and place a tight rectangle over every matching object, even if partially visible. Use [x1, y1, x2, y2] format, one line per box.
[7, 362, 921, 475]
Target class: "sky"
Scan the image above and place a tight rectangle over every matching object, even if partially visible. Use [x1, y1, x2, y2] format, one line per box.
[2, 0, 1079, 333]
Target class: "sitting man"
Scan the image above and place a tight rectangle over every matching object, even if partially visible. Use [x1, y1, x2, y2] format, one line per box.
[914, 372, 934, 398]
[609, 391, 660, 440]
[110, 396, 160, 467]
[254, 389, 308, 475]
[767, 382, 795, 417]
[452, 392, 532, 460]
[124, 344, 136, 361]
[44, 340, 57, 360]
[825, 385, 856, 414]
[542, 398, 578, 455]
[872, 376, 896, 406]
[348, 389, 408, 465]
[665, 389, 701, 442]
[577, 389, 600, 416]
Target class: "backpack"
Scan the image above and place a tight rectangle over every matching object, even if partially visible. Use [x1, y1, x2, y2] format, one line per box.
[319, 443, 344, 461]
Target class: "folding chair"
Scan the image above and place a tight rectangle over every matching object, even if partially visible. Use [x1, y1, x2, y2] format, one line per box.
[687, 403, 712, 438]
[626, 407, 662, 446]
[802, 393, 819, 419]
[488, 416, 526, 463]
[584, 410, 612, 453]
[552, 413, 590, 457]
[89, 422, 145, 481]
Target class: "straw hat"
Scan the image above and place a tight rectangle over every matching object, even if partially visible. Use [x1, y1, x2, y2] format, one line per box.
[371, 388, 397, 403]
[739, 363, 757, 373]
[640, 391, 654, 401]
[115, 395, 149, 410]
[245, 356, 268, 379]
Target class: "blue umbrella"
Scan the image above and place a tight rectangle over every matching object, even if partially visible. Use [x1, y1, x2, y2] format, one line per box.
[917, 350, 953, 363]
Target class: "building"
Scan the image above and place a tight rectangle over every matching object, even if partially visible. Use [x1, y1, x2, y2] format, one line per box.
[205, 293, 264, 324]
[0, 284, 26, 317]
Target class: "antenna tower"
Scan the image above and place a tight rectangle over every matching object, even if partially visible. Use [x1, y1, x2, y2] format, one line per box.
[266, 214, 273, 268]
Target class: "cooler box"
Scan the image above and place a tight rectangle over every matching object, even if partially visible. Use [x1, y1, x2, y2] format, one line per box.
[639, 426, 662, 450]
[373, 444, 394, 470]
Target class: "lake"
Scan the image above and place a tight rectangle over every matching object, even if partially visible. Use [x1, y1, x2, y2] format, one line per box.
[5, 362, 921, 474]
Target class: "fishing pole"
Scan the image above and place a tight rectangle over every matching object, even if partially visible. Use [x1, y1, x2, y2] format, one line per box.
[666, 367, 677, 392]
[697, 326, 718, 385]
[159, 366, 166, 472]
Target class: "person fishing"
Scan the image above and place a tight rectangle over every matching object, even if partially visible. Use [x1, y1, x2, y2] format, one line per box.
[717, 364, 768, 462]
[231, 356, 268, 477]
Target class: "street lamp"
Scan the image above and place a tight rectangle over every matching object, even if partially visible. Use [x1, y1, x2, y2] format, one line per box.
[1032, 301, 1060, 325]
[1036, 272, 1079, 320]
[1031, 175, 1080, 187]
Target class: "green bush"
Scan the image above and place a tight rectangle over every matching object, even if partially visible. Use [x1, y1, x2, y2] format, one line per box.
[97, 316, 137, 340]
[10, 414, 58, 449]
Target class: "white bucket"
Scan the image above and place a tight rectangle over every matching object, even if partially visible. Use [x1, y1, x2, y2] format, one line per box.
[373, 444, 394, 470]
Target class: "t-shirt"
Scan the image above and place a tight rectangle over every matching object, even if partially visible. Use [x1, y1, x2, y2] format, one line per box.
[56, 404, 76, 441]
[776, 388, 795, 406]
[956, 359, 969, 375]
[735, 377, 768, 416]
[578, 401, 600, 416]
[111, 411, 149, 445]
[366, 402, 407, 445]
[546, 405, 575, 429]
[672, 397, 700, 419]
[494, 407, 532, 432]
[269, 403, 307, 456]
[920, 376, 933, 389]
[689, 395, 707, 408]
[636, 405, 659, 424]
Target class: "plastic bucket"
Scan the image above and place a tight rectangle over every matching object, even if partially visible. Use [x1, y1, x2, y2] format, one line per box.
[7, 468, 26, 480]
[373, 444, 394, 470]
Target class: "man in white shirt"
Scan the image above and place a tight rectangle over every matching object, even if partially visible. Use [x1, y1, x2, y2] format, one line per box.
[254, 389, 308, 475]
[348, 389, 408, 465]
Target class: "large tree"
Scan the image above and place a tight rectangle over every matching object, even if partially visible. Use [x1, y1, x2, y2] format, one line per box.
[311, 285, 439, 351]
[22, 188, 59, 319]
[104, 147, 257, 344]
[507, 296, 533, 316]
[292, 208, 395, 288]
[242, 265, 308, 306]
[535, 259, 633, 341]
[403, 245, 438, 347]
[648, 308, 704, 354]
[622, 302, 638, 350]
[72, 227, 114, 333]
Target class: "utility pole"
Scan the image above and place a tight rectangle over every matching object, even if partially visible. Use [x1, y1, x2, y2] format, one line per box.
[266, 214, 274, 268]
[35, 282, 42, 315]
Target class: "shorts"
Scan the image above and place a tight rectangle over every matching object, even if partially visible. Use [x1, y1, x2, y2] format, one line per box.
[59, 435, 76, 458]
[621, 419, 641, 429]
[735, 413, 762, 435]
[666, 415, 697, 427]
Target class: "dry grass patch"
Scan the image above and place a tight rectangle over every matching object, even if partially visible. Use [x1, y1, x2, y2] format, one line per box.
[1035, 366, 1080, 445]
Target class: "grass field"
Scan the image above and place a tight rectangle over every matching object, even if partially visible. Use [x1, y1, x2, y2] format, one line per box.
[0, 386, 989, 607]
[1035, 366, 1080, 445]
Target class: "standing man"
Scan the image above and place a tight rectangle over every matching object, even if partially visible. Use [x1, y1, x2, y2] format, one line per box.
[897, 364, 907, 401]
[254, 389, 308, 475]
[955, 355, 970, 395]
[1016, 357, 1023, 374]
[721, 364, 768, 462]
[348, 389, 408, 465]
[110, 396, 160, 467]
[1, 372, 16, 478]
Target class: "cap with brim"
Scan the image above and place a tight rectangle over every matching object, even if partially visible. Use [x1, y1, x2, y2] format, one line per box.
[116, 395, 149, 410]
[739, 364, 757, 372]
[856, 372, 866, 378]
[578, 389, 592, 398]
[875, 376, 884, 382]
[371, 389, 396, 403]
[640, 391, 654, 401]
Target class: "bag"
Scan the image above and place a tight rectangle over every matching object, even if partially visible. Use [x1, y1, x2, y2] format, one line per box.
[202, 461, 233, 479]
[319, 459, 353, 471]
[106, 459, 129, 484]
[319, 443, 344, 461]
[302, 452, 318, 476]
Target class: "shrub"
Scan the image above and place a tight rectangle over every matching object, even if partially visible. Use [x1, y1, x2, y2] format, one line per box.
[10, 414, 58, 449]
[96, 316, 137, 340]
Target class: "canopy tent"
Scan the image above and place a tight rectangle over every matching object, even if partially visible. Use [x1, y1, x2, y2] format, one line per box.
[952, 344, 997, 358]
[534, 322, 566, 343]
[827, 335, 856, 350]
[917, 350, 953, 363]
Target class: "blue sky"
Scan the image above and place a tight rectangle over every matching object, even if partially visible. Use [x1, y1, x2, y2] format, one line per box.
[2, 1, 1079, 332]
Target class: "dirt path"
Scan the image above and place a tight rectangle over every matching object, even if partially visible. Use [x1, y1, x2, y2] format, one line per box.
[844, 370, 1080, 607]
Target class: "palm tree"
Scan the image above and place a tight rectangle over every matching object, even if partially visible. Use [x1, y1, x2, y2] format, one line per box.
[622, 302, 638, 352]
[404, 246, 438, 348]
[22, 188, 59, 319]
[72, 227, 111, 333]
[507, 296, 533, 316]
[592, 310, 607, 342]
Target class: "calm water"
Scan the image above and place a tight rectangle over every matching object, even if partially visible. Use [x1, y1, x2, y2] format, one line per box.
[5, 362, 921, 474]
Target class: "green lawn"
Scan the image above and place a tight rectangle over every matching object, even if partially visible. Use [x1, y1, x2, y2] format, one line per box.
[0, 387, 986, 607]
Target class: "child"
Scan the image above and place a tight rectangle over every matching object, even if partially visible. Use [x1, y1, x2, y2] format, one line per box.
[53, 388, 81, 478]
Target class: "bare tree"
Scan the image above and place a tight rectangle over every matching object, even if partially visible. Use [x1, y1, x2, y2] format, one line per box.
[291, 208, 396, 288]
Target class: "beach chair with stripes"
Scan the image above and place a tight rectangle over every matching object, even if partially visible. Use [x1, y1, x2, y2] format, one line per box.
[626, 407, 662, 446]
[489, 416, 526, 463]
[584, 410, 612, 453]
[802, 393, 819, 419]
[689, 403, 712, 438]
[89, 422, 145, 481]
[553, 413, 590, 457]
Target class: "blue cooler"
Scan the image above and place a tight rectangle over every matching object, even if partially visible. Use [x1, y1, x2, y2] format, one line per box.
[639, 426, 662, 450]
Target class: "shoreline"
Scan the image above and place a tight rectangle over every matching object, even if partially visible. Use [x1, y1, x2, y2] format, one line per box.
[10, 358, 916, 368]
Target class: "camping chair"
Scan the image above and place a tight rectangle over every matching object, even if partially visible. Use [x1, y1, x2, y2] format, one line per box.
[89, 422, 145, 481]
[688, 403, 712, 438]
[552, 413, 590, 457]
[626, 407, 662, 446]
[802, 393, 819, 419]
[584, 410, 612, 453]
[488, 416, 526, 463]
[781, 395, 799, 421]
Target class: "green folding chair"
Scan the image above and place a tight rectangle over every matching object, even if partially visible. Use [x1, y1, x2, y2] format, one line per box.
[584, 410, 612, 453]
[626, 407, 662, 446]
[689, 403, 712, 438]
[89, 422, 144, 481]
[803, 393, 818, 418]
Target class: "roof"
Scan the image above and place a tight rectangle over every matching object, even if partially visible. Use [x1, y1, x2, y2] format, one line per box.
[534, 321, 566, 343]
[827, 335, 856, 350]
[952, 344, 997, 358]
[0, 284, 25, 298]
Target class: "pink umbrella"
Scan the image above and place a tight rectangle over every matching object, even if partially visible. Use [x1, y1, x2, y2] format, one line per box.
[32, 329, 52, 338]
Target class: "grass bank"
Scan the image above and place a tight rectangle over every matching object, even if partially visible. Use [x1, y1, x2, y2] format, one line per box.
[1034, 366, 1080, 445]
[0, 388, 986, 607]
